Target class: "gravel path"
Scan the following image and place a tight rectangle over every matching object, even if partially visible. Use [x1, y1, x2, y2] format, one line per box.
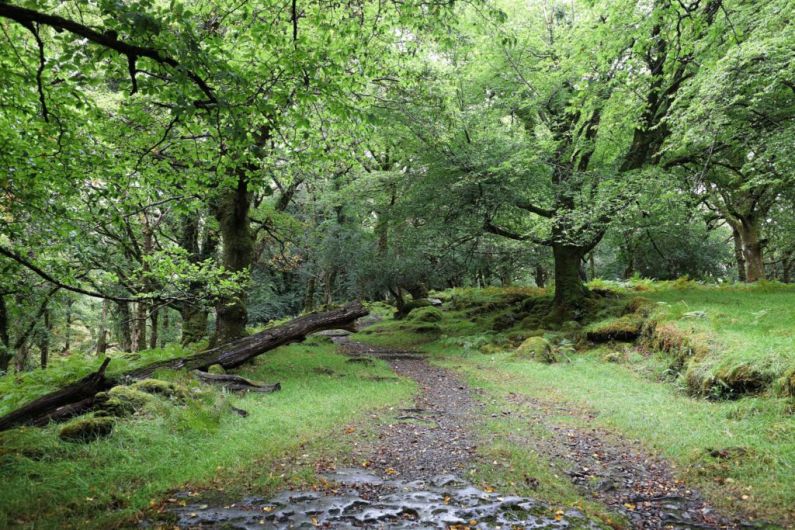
[162, 335, 748, 529]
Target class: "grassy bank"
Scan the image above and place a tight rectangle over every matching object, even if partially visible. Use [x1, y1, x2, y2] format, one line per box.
[352, 282, 795, 527]
[0, 338, 414, 529]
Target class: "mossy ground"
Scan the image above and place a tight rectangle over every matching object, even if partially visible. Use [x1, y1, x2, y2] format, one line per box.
[2, 282, 793, 528]
[0, 337, 413, 529]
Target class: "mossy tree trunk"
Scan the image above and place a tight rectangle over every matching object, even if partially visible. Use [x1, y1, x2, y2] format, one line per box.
[551, 244, 589, 318]
[738, 217, 765, 282]
[213, 175, 254, 345]
[180, 305, 209, 346]
[114, 301, 132, 352]
[732, 227, 747, 282]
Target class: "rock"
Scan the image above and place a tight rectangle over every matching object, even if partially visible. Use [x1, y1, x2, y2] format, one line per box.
[131, 378, 189, 399]
[59, 417, 114, 442]
[586, 314, 644, 342]
[207, 364, 226, 375]
[95, 385, 157, 417]
[512, 337, 557, 363]
[428, 298, 443, 307]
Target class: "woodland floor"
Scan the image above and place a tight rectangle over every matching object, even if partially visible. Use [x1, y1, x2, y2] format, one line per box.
[161, 336, 746, 530]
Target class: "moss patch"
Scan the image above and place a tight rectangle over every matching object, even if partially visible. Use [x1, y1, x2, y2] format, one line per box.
[59, 417, 115, 443]
[512, 337, 557, 363]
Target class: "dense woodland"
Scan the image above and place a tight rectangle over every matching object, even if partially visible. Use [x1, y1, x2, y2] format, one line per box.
[0, 0, 792, 371]
[1, 0, 795, 527]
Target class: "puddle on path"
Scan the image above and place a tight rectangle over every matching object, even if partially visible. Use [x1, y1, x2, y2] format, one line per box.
[169, 468, 599, 529]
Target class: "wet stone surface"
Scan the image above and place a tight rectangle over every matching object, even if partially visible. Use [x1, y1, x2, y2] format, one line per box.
[171, 469, 599, 529]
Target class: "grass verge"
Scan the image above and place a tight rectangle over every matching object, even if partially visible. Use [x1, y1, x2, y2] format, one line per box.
[0, 338, 414, 529]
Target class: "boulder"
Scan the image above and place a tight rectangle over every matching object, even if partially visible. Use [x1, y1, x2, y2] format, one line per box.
[95, 385, 157, 417]
[408, 306, 443, 323]
[59, 417, 114, 443]
[512, 337, 557, 363]
[131, 378, 189, 399]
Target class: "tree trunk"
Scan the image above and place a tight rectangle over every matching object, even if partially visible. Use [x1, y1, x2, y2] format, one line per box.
[304, 276, 316, 312]
[0, 303, 367, 431]
[180, 305, 209, 346]
[739, 219, 765, 282]
[131, 301, 147, 352]
[115, 301, 132, 352]
[551, 244, 588, 319]
[160, 309, 169, 348]
[214, 176, 254, 345]
[149, 306, 159, 350]
[15, 341, 29, 372]
[732, 227, 747, 282]
[534, 264, 546, 288]
[61, 297, 73, 354]
[96, 300, 109, 355]
[38, 308, 51, 369]
[0, 295, 10, 373]
[323, 269, 337, 306]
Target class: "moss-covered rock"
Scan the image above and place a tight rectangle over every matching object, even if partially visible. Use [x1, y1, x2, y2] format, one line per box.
[131, 378, 189, 400]
[686, 362, 774, 399]
[512, 337, 557, 363]
[602, 351, 626, 363]
[207, 364, 226, 375]
[623, 296, 656, 316]
[96, 385, 157, 417]
[409, 323, 442, 334]
[408, 306, 443, 323]
[395, 299, 432, 319]
[586, 314, 644, 342]
[59, 417, 115, 442]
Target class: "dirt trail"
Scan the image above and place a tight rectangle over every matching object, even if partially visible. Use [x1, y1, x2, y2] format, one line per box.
[162, 335, 741, 529]
[165, 337, 598, 529]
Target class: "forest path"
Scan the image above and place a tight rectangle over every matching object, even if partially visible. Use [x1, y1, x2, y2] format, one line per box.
[167, 337, 597, 529]
[165, 336, 739, 529]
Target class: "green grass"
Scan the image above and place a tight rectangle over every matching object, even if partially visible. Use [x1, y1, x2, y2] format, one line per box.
[361, 284, 795, 527]
[445, 351, 794, 527]
[0, 338, 414, 529]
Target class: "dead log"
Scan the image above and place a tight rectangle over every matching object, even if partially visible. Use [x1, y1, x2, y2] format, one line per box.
[194, 371, 281, 393]
[0, 303, 367, 431]
[0, 358, 112, 431]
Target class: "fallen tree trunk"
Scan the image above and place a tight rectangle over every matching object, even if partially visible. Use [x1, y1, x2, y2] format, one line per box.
[0, 302, 367, 431]
[194, 371, 281, 393]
